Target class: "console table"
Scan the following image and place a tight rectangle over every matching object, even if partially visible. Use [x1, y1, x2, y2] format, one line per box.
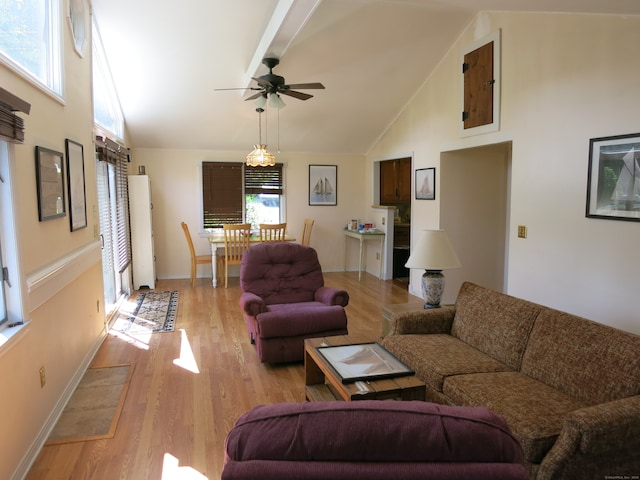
[343, 230, 385, 280]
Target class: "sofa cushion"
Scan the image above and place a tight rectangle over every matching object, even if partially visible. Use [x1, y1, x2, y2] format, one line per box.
[256, 303, 347, 339]
[451, 282, 541, 370]
[382, 334, 513, 393]
[521, 309, 640, 405]
[240, 243, 325, 305]
[224, 401, 525, 465]
[443, 371, 587, 464]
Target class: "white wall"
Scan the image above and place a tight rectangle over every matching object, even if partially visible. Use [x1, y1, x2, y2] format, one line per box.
[367, 12, 640, 334]
[0, 14, 106, 479]
[129, 149, 376, 280]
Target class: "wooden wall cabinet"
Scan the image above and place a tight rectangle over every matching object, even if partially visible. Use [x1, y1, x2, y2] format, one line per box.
[460, 30, 501, 137]
[380, 158, 411, 203]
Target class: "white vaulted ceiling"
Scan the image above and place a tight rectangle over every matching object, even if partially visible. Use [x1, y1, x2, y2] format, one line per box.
[91, 0, 640, 155]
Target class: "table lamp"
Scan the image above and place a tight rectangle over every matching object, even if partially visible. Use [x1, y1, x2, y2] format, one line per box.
[405, 229, 462, 309]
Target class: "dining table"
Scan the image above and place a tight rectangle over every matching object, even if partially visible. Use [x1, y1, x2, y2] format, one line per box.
[207, 232, 296, 287]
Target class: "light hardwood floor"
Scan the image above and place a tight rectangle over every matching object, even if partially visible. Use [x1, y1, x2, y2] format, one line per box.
[26, 272, 419, 480]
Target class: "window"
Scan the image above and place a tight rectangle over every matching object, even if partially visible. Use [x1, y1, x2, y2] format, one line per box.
[0, 140, 25, 337]
[92, 17, 124, 140]
[0, 0, 62, 96]
[202, 162, 283, 229]
[0, 89, 29, 337]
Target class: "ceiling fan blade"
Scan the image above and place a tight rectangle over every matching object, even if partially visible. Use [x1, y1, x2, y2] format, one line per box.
[285, 82, 325, 90]
[281, 90, 313, 100]
[252, 77, 274, 88]
[244, 91, 265, 101]
[214, 87, 261, 91]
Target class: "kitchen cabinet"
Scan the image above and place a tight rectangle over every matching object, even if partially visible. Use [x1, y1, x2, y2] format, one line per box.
[380, 158, 411, 203]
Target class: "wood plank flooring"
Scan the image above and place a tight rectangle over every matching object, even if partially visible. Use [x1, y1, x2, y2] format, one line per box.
[26, 272, 418, 480]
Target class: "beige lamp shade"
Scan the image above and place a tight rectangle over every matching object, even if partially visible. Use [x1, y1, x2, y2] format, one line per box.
[405, 229, 461, 270]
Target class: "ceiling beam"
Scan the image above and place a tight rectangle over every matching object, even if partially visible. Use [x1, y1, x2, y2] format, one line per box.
[242, 0, 322, 90]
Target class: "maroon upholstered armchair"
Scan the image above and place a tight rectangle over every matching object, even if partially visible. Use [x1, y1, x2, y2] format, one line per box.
[239, 242, 349, 363]
[222, 401, 528, 479]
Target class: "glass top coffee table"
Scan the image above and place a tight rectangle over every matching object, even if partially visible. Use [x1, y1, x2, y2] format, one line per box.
[304, 335, 426, 402]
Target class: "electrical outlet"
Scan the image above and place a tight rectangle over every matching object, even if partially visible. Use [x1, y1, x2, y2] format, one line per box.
[39, 366, 46, 388]
[517, 225, 527, 238]
[381, 217, 385, 225]
[376, 252, 380, 260]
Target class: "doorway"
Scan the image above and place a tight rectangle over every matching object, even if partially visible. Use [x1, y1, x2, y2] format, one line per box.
[378, 157, 412, 280]
[440, 142, 511, 294]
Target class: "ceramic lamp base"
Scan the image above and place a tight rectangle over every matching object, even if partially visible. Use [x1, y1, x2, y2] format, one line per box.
[421, 269, 444, 309]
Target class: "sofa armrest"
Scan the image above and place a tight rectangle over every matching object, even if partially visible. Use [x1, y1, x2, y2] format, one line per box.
[565, 395, 640, 455]
[239, 292, 266, 316]
[314, 287, 349, 307]
[538, 395, 640, 479]
[391, 306, 455, 335]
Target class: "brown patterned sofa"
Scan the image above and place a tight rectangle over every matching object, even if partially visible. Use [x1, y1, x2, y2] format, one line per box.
[382, 282, 640, 480]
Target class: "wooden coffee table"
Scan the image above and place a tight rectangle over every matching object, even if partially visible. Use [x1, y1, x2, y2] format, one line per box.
[304, 334, 426, 402]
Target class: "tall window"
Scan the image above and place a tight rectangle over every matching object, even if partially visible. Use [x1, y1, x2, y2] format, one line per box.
[0, 0, 62, 96]
[0, 89, 29, 335]
[202, 162, 283, 229]
[92, 17, 124, 140]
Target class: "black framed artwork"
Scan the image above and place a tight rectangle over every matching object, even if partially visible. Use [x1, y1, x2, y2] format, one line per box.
[35, 146, 66, 221]
[66, 139, 87, 231]
[586, 133, 640, 222]
[415, 167, 435, 200]
[309, 164, 337, 206]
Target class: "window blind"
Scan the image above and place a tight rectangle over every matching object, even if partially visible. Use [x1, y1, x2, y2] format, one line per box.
[96, 135, 131, 273]
[245, 163, 283, 195]
[0, 87, 30, 143]
[202, 162, 243, 228]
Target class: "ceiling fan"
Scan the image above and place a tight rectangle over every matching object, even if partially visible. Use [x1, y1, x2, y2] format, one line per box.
[216, 57, 325, 107]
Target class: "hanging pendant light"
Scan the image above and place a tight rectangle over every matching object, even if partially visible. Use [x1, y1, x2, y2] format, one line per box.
[246, 107, 275, 167]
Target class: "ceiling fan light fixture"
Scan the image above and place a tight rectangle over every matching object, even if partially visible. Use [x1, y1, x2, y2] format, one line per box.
[255, 93, 267, 108]
[269, 93, 286, 109]
[246, 107, 276, 167]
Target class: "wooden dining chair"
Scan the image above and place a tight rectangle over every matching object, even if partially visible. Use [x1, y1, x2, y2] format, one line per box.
[300, 218, 314, 246]
[222, 223, 251, 288]
[259, 223, 287, 242]
[181, 222, 211, 287]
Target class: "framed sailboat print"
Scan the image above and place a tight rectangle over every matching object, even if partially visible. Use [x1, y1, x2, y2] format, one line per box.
[586, 133, 640, 222]
[309, 165, 337, 206]
[415, 167, 435, 200]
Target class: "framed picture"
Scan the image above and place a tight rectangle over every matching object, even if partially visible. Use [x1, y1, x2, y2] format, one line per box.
[415, 167, 435, 200]
[65, 139, 87, 231]
[317, 342, 415, 384]
[586, 133, 640, 222]
[35, 146, 65, 221]
[309, 164, 337, 206]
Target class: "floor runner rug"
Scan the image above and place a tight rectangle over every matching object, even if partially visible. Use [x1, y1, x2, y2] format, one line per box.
[45, 364, 133, 444]
[113, 290, 178, 335]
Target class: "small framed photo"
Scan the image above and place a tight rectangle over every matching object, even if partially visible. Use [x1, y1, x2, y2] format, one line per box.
[65, 139, 87, 231]
[415, 167, 435, 200]
[35, 146, 66, 221]
[309, 164, 337, 206]
[586, 133, 640, 222]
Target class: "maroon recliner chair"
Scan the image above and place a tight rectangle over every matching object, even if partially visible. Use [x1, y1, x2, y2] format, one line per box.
[222, 401, 528, 479]
[239, 242, 349, 363]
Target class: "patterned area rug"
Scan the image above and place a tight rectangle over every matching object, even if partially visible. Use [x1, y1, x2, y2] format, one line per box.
[112, 290, 178, 335]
